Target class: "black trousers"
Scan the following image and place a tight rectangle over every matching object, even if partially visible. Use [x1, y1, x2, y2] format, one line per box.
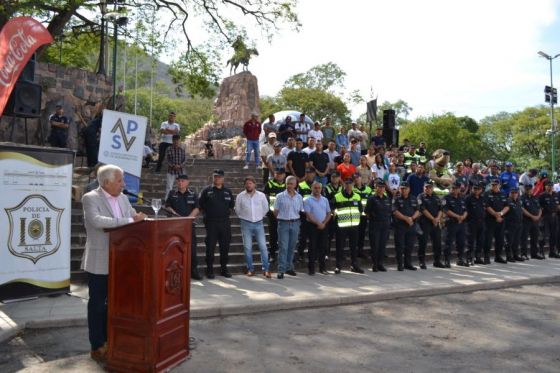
[336, 227, 359, 268]
[84, 136, 99, 167]
[467, 221, 485, 259]
[445, 222, 466, 259]
[394, 223, 416, 266]
[87, 272, 108, 350]
[357, 215, 368, 253]
[267, 211, 279, 259]
[369, 221, 390, 268]
[191, 224, 199, 275]
[505, 223, 522, 258]
[308, 224, 328, 271]
[262, 168, 270, 185]
[327, 219, 337, 256]
[418, 221, 442, 263]
[484, 219, 505, 259]
[204, 218, 231, 272]
[156, 142, 171, 171]
[521, 220, 540, 257]
[540, 215, 557, 254]
[297, 215, 309, 257]
[49, 131, 67, 148]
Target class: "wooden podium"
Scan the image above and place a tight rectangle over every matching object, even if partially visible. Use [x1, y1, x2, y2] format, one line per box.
[105, 217, 193, 373]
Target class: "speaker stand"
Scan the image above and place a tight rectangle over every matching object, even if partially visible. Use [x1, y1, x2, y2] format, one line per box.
[9, 116, 17, 142]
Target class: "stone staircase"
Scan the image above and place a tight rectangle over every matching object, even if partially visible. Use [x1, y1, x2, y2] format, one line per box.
[69, 158, 454, 282]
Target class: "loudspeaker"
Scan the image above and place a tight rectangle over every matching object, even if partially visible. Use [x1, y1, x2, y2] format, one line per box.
[383, 128, 399, 147]
[3, 81, 42, 118]
[383, 109, 396, 129]
[19, 54, 36, 82]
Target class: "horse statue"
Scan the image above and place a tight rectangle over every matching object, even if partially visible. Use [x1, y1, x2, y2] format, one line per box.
[226, 36, 259, 75]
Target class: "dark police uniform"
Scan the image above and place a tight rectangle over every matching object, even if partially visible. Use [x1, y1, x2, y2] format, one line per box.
[264, 177, 285, 261]
[417, 190, 443, 266]
[297, 178, 314, 260]
[392, 188, 419, 270]
[484, 185, 508, 262]
[354, 182, 372, 258]
[199, 174, 235, 277]
[505, 192, 523, 261]
[324, 180, 342, 256]
[49, 112, 69, 148]
[538, 189, 557, 257]
[365, 188, 392, 271]
[520, 192, 541, 258]
[465, 188, 486, 263]
[443, 189, 468, 266]
[165, 187, 201, 278]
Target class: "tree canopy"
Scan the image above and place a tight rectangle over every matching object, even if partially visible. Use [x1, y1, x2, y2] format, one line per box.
[283, 62, 346, 93]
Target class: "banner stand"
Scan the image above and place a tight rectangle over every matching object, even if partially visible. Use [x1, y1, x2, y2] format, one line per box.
[0, 143, 74, 301]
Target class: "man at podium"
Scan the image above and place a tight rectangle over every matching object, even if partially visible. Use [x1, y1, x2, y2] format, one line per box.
[81, 164, 146, 363]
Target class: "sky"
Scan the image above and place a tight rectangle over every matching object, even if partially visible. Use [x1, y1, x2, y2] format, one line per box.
[217, 0, 560, 121]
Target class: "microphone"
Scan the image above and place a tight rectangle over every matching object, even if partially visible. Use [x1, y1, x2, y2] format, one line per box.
[123, 189, 181, 217]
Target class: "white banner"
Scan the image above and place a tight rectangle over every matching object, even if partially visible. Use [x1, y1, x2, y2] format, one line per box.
[98, 109, 147, 178]
[0, 147, 73, 297]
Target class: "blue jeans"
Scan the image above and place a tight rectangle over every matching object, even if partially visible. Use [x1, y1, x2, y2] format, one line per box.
[246, 139, 260, 165]
[240, 219, 269, 272]
[277, 219, 300, 273]
[315, 175, 328, 187]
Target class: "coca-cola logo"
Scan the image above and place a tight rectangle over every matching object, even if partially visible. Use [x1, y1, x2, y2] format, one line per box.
[0, 28, 38, 87]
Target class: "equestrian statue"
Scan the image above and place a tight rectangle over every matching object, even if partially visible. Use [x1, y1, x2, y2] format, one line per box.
[226, 36, 259, 75]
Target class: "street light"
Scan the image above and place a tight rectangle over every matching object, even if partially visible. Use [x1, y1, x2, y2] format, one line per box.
[105, 12, 128, 109]
[538, 50, 560, 176]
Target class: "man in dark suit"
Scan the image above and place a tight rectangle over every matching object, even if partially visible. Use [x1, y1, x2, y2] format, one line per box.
[81, 164, 146, 363]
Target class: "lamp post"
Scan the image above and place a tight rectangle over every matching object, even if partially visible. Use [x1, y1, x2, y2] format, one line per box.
[538, 51, 560, 176]
[106, 13, 128, 109]
[97, 0, 107, 76]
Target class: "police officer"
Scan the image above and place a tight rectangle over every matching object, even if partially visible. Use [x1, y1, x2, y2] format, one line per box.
[165, 174, 202, 280]
[365, 179, 392, 271]
[332, 178, 364, 274]
[324, 171, 343, 258]
[539, 180, 557, 258]
[353, 173, 372, 259]
[466, 181, 486, 265]
[505, 187, 524, 262]
[393, 181, 421, 271]
[48, 105, 69, 148]
[484, 177, 509, 264]
[417, 180, 444, 269]
[297, 167, 315, 262]
[264, 168, 286, 262]
[199, 169, 235, 278]
[443, 181, 468, 267]
[521, 184, 542, 260]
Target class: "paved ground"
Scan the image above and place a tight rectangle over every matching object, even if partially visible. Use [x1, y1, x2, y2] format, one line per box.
[2, 284, 559, 373]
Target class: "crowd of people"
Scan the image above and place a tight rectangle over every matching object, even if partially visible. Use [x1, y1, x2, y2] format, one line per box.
[152, 113, 560, 280]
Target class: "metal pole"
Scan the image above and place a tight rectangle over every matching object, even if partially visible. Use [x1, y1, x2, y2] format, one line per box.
[549, 57, 556, 177]
[112, 22, 118, 110]
[97, 2, 106, 76]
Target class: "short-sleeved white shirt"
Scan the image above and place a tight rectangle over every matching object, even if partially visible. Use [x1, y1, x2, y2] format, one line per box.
[160, 121, 180, 144]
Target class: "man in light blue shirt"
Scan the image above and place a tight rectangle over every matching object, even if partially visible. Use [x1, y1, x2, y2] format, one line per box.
[274, 175, 304, 279]
[304, 182, 331, 275]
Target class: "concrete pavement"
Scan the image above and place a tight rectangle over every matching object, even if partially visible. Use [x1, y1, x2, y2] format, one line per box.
[2, 259, 560, 345]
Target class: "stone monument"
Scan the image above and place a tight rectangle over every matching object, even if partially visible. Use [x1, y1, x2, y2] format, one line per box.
[185, 71, 260, 159]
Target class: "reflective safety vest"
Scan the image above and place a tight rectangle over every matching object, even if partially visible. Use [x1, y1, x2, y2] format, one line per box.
[325, 183, 342, 200]
[298, 180, 312, 198]
[334, 191, 362, 228]
[266, 179, 285, 211]
[353, 184, 372, 214]
[404, 152, 421, 171]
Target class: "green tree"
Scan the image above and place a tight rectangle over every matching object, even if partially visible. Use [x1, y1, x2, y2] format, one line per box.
[479, 106, 557, 170]
[259, 95, 283, 120]
[377, 100, 413, 123]
[283, 62, 346, 93]
[277, 87, 350, 124]
[125, 88, 213, 136]
[400, 113, 482, 162]
[168, 48, 220, 98]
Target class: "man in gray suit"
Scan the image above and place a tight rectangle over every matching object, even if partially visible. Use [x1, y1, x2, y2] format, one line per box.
[81, 164, 146, 362]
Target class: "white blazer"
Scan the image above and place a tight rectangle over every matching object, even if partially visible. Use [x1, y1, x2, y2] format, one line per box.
[81, 187, 136, 275]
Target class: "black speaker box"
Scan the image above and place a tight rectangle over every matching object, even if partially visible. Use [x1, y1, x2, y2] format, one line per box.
[383, 128, 399, 147]
[383, 109, 396, 129]
[19, 54, 36, 82]
[3, 81, 42, 118]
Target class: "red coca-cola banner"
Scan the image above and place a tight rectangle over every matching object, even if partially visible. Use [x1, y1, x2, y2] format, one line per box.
[0, 17, 53, 115]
